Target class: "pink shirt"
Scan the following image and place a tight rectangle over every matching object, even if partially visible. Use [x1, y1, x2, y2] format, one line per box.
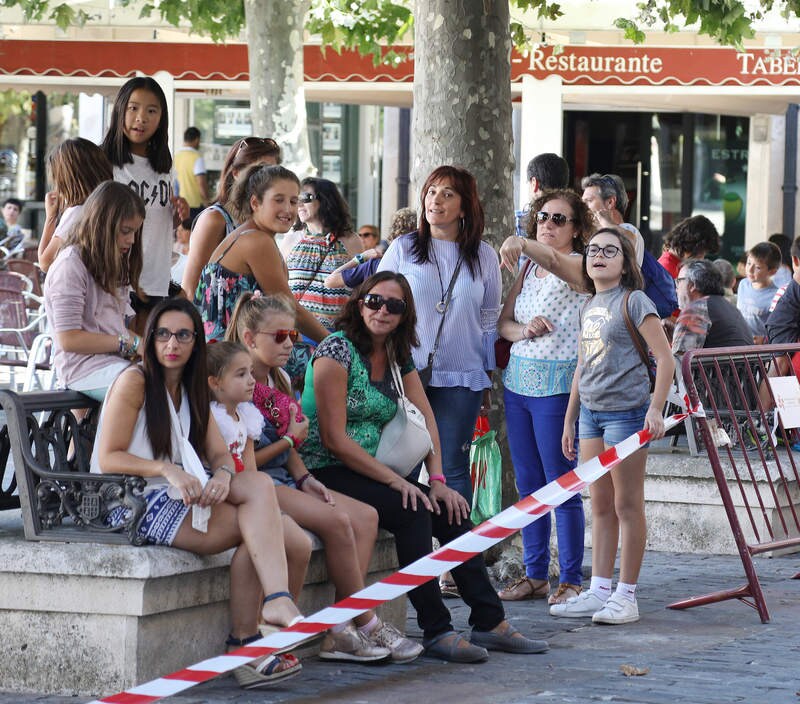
[43, 245, 130, 386]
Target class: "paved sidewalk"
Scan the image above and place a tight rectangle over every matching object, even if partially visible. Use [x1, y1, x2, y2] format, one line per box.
[2, 549, 798, 704]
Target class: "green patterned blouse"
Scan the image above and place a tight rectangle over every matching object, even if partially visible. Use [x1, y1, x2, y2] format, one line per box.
[300, 331, 413, 470]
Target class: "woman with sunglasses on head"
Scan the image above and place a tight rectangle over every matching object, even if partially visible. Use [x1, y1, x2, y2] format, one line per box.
[181, 137, 282, 300]
[495, 190, 594, 607]
[301, 271, 548, 662]
[504, 227, 673, 624]
[282, 178, 362, 388]
[93, 297, 304, 688]
[195, 164, 328, 343]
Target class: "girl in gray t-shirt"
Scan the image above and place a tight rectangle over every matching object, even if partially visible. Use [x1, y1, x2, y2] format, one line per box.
[552, 227, 675, 626]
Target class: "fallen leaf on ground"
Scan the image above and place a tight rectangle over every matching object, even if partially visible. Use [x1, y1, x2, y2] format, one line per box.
[620, 664, 650, 677]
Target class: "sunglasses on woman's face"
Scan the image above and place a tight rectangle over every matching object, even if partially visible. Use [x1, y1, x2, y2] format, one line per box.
[535, 211, 575, 227]
[362, 293, 407, 315]
[299, 192, 317, 204]
[256, 328, 299, 344]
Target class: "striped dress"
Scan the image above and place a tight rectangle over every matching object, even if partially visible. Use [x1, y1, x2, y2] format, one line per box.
[286, 230, 352, 331]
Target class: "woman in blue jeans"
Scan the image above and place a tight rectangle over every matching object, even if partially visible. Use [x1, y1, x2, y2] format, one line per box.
[496, 190, 594, 605]
[378, 166, 501, 595]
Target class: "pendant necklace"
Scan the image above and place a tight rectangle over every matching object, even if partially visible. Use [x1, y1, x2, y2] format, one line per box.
[431, 244, 447, 313]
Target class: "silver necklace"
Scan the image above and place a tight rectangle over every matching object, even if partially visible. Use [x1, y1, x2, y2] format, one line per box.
[430, 245, 447, 313]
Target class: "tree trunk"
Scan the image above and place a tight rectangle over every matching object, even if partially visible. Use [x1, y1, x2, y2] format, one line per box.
[412, 0, 517, 509]
[244, 0, 315, 177]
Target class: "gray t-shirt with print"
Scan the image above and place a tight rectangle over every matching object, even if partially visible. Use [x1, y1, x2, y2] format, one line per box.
[578, 285, 657, 412]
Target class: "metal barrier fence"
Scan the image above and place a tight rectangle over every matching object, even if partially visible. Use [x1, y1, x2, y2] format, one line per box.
[668, 344, 800, 623]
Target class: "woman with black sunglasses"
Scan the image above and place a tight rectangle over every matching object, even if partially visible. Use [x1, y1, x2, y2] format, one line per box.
[300, 271, 548, 663]
[495, 189, 594, 607]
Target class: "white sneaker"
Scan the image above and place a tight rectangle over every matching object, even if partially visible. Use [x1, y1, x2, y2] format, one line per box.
[591, 593, 640, 625]
[549, 589, 607, 618]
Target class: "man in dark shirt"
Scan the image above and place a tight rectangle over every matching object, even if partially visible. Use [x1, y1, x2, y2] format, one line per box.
[672, 259, 753, 355]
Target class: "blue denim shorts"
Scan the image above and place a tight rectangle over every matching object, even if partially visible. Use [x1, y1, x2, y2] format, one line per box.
[578, 402, 650, 447]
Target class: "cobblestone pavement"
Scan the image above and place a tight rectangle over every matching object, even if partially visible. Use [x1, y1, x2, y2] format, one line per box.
[2, 550, 798, 704]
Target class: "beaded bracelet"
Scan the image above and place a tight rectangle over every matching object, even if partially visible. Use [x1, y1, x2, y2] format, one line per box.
[281, 434, 295, 449]
[295, 473, 312, 490]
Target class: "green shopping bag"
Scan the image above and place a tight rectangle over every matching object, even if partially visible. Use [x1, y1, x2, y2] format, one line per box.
[469, 428, 502, 525]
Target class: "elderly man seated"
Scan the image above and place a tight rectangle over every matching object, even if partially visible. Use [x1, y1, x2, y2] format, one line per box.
[672, 259, 753, 355]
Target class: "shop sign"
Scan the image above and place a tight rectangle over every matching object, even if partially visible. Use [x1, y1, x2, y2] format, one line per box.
[521, 46, 800, 86]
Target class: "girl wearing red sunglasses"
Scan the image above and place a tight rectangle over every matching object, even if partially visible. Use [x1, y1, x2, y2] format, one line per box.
[227, 291, 420, 664]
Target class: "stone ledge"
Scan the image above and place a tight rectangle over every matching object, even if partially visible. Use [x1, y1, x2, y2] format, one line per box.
[0, 510, 404, 696]
[580, 452, 800, 555]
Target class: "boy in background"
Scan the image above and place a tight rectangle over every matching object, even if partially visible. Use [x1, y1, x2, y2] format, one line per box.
[737, 241, 781, 342]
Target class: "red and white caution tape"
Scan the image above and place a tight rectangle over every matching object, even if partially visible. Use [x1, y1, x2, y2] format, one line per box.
[86, 402, 701, 704]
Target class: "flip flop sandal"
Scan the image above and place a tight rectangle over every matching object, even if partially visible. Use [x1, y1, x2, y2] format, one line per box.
[548, 582, 582, 605]
[497, 577, 550, 601]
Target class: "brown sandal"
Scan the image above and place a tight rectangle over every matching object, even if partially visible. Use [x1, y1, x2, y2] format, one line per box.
[497, 577, 550, 601]
[547, 582, 582, 605]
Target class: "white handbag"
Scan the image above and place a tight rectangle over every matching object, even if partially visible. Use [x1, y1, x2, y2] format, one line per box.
[375, 352, 433, 477]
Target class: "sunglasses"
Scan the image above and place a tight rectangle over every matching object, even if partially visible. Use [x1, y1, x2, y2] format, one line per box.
[586, 243, 622, 259]
[256, 328, 299, 344]
[237, 137, 279, 152]
[299, 192, 317, 204]
[154, 327, 196, 344]
[362, 293, 407, 315]
[535, 211, 575, 227]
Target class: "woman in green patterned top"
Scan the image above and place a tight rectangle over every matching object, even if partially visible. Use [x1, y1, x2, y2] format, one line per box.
[300, 271, 549, 663]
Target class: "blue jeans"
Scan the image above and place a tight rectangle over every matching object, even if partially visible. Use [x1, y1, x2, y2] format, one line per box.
[424, 386, 483, 504]
[504, 388, 584, 586]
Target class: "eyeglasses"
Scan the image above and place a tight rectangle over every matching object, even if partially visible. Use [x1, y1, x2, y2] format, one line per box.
[535, 211, 575, 227]
[299, 192, 317, 204]
[585, 243, 622, 259]
[255, 328, 299, 344]
[237, 137, 280, 153]
[362, 293, 407, 315]
[154, 328, 196, 344]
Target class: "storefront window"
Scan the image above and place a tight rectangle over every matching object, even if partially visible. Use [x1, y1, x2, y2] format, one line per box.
[693, 115, 749, 263]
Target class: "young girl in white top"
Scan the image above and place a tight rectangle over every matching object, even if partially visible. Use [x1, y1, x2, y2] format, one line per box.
[206, 340, 313, 636]
[102, 76, 188, 323]
[226, 291, 422, 664]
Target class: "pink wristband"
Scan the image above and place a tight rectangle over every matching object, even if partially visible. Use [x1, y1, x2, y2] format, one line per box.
[429, 474, 447, 484]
